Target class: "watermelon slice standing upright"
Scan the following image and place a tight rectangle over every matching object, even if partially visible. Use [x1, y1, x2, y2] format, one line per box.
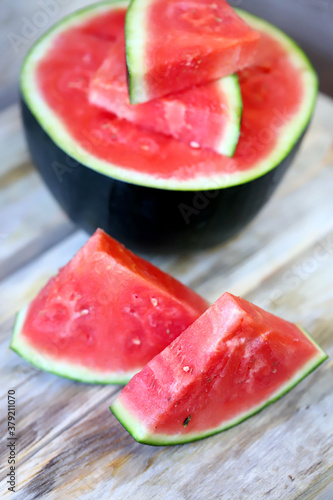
[89, 34, 242, 156]
[111, 293, 327, 445]
[11, 229, 209, 384]
[125, 0, 260, 103]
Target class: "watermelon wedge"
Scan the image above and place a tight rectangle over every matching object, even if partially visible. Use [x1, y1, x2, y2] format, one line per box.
[111, 293, 327, 445]
[10, 229, 209, 384]
[125, 0, 260, 103]
[89, 35, 242, 156]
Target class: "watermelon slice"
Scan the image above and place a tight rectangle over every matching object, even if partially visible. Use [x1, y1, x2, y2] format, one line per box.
[10, 229, 209, 384]
[89, 34, 242, 156]
[125, 0, 260, 103]
[111, 293, 327, 445]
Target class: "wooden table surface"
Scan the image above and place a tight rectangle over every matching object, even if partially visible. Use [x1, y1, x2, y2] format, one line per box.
[1, 94, 333, 499]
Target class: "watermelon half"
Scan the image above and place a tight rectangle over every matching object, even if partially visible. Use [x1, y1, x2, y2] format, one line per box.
[20, 0, 318, 252]
[10, 229, 209, 384]
[125, 0, 260, 103]
[89, 35, 242, 156]
[111, 293, 328, 445]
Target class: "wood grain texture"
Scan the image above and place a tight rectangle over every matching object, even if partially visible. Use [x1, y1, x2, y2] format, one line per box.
[0, 94, 333, 498]
[0, 106, 76, 280]
[0, 0, 96, 109]
[0, 106, 28, 175]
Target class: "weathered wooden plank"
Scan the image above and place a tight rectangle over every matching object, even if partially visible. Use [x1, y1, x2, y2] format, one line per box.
[1, 160, 333, 325]
[0, 222, 178, 401]
[174, 165, 333, 305]
[1, 0, 333, 110]
[0, 169, 75, 281]
[0, 231, 87, 324]
[0, 104, 76, 279]
[273, 94, 333, 199]
[0, 106, 28, 177]
[0, 290, 121, 479]
[0, 376, 119, 478]
[5, 237, 332, 499]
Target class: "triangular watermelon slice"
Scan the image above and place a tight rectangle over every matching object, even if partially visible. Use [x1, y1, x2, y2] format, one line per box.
[10, 229, 209, 384]
[111, 293, 327, 445]
[89, 35, 242, 156]
[125, 0, 260, 103]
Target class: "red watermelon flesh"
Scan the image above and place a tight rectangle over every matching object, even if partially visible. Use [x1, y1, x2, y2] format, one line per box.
[89, 34, 242, 156]
[11, 229, 209, 384]
[111, 292, 327, 444]
[33, 6, 309, 189]
[126, 0, 260, 103]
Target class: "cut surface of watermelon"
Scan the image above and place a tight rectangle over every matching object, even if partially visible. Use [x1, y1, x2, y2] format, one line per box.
[126, 0, 260, 103]
[10, 229, 209, 384]
[89, 35, 242, 156]
[111, 293, 327, 445]
[20, 1, 317, 190]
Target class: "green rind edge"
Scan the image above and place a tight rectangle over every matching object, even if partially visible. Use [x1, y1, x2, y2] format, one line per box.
[216, 74, 243, 157]
[10, 307, 138, 385]
[21, 1, 318, 191]
[110, 327, 328, 446]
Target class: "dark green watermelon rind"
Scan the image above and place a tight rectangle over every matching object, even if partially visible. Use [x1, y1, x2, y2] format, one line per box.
[10, 307, 140, 385]
[20, 1, 318, 191]
[110, 327, 327, 445]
